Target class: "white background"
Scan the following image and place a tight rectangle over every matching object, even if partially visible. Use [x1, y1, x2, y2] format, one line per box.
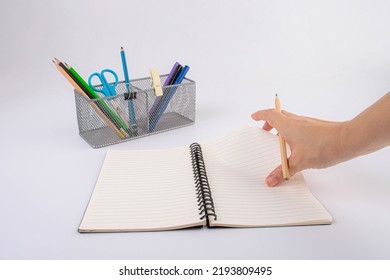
[0, 0, 389, 259]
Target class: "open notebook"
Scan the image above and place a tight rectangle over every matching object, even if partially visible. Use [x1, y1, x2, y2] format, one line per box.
[79, 126, 332, 232]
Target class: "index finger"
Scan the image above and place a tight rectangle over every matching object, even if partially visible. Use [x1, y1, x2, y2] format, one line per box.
[251, 109, 288, 131]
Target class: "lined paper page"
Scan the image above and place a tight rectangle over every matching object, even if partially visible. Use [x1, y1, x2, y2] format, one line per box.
[79, 147, 205, 232]
[201, 126, 332, 227]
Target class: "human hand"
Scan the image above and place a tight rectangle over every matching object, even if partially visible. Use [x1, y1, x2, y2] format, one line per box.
[251, 109, 346, 186]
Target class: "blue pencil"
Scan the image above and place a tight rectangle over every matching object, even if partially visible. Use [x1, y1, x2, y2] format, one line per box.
[120, 47, 137, 132]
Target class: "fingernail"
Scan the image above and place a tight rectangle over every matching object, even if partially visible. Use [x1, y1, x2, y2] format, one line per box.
[266, 175, 278, 187]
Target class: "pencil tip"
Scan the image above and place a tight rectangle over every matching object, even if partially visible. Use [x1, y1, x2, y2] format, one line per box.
[121, 46, 124, 50]
[275, 93, 278, 97]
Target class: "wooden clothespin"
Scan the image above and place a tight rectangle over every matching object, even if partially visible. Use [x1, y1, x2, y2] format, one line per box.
[149, 68, 163, 96]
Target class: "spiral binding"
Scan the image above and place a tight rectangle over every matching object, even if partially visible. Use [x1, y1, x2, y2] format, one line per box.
[190, 143, 217, 223]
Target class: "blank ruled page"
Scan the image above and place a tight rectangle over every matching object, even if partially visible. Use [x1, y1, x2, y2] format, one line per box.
[79, 147, 205, 232]
[201, 126, 332, 227]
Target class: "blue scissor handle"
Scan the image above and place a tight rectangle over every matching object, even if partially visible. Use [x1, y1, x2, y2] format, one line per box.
[88, 69, 119, 97]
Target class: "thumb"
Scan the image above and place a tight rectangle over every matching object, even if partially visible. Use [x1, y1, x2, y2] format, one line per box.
[266, 159, 300, 186]
[265, 165, 284, 187]
[265, 162, 299, 187]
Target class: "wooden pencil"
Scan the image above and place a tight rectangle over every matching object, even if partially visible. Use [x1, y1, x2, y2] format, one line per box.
[52, 59, 125, 139]
[275, 94, 290, 180]
[62, 61, 129, 137]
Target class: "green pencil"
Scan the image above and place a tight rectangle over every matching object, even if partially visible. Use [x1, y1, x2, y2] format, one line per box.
[67, 66, 130, 135]
[53, 58, 126, 139]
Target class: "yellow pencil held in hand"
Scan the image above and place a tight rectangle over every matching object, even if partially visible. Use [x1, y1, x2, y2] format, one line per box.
[275, 94, 290, 180]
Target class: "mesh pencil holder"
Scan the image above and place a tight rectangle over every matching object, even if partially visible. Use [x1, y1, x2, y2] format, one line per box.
[74, 75, 196, 148]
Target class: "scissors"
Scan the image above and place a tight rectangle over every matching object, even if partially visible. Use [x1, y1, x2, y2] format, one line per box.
[88, 69, 129, 129]
[88, 69, 119, 97]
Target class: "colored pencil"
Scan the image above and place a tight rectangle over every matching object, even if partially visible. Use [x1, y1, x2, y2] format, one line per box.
[53, 58, 126, 139]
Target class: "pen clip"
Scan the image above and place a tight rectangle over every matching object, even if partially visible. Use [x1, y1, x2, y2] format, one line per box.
[149, 68, 163, 97]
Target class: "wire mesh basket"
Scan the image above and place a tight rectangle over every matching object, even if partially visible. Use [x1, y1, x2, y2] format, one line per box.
[74, 75, 196, 148]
